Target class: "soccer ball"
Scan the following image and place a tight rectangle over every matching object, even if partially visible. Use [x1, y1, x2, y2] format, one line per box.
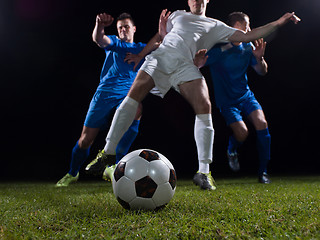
[112, 149, 177, 210]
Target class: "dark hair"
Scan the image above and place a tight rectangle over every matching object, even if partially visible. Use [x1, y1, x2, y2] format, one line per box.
[227, 12, 249, 27]
[116, 13, 135, 26]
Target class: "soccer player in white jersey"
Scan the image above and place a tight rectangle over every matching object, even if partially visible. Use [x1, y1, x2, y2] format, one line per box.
[86, 1, 300, 190]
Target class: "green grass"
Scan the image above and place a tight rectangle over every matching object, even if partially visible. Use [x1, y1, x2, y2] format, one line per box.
[0, 176, 319, 239]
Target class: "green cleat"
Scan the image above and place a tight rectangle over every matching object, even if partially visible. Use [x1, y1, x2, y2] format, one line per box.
[102, 164, 117, 181]
[193, 171, 216, 190]
[85, 150, 116, 176]
[55, 173, 79, 187]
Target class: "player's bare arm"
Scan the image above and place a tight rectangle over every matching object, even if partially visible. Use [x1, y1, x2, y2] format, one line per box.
[124, 9, 171, 70]
[92, 13, 113, 48]
[229, 12, 301, 43]
[252, 38, 268, 76]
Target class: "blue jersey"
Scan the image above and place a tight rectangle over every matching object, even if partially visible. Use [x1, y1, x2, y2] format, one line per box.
[206, 42, 257, 108]
[97, 35, 146, 94]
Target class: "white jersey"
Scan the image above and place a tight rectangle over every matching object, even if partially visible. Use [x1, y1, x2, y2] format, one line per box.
[141, 10, 238, 97]
[162, 10, 237, 60]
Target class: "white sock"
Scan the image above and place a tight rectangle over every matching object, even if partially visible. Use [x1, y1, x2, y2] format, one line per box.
[194, 114, 214, 173]
[199, 161, 210, 174]
[104, 96, 139, 155]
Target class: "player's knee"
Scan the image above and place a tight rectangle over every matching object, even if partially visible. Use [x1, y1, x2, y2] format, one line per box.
[234, 127, 249, 142]
[197, 97, 211, 113]
[256, 119, 268, 130]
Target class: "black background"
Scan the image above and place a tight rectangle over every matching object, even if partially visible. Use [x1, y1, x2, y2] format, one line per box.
[1, 0, 319, 181]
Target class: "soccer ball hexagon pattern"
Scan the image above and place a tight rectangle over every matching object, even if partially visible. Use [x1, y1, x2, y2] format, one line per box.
[112, 149, 177, 210]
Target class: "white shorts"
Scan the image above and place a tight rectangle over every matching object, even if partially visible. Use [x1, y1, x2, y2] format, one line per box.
[140, 46, 204, 98]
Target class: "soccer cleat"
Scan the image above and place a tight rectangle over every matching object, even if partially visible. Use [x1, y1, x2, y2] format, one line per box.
[102, 164, 117, 181]
[227, 150, 240, 172]
[259, 172, 271, 184]
[193, 171, 216, 190]
[55, 173, 79, 187]
[85, 150, 116, 176]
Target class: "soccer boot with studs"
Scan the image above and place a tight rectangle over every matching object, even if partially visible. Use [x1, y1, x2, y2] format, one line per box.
[102, 164, 117, 181]
[55, 173, 79, 187]
[193, 171, 216, 190]
[85, 149, 116, 176]
[259, 172, 271, 184]
[227, 150, 240, 172]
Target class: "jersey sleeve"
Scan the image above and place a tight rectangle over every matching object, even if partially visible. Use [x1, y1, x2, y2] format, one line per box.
[166, 10, 185, 33]
[215, 21, 238, 43]
[166, 11, 175, 33]
[104, 35, 118, 51]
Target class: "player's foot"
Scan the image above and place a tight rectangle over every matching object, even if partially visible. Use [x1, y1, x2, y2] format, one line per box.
[102, 164, 117, 181]
[227, 150, 240, 172]
[193, 171, 216, 190]
[259, 172, 271, 184]
[85, 150, 116, 176]
[55, 173, 79, 187]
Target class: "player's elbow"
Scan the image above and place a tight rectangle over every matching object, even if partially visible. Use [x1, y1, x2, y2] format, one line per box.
[93, 37, 107, 48]
[229, 30, 250, 43]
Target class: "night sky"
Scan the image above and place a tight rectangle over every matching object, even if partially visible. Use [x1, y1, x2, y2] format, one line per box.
[1, 0, 319, 181]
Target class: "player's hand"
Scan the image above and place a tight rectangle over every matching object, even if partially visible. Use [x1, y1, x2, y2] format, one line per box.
[252, 38, 266, 61]
[124, 53, 144, 71]
[159, 9, 171, 39]
[96, 13, 114, 28]
[277, 12, 301, 26]
[193, 49, 208, 68]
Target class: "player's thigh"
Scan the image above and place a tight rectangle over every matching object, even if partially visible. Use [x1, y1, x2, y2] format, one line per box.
[128, 70, 155, 103]
[179, 78, 211, 114]
[247, 109, 268, 130]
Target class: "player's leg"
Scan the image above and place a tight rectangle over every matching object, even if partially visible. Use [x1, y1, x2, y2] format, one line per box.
[115, 103, 143, 162]
[229, 121, 249, 153]
[227, 121, 248, 171]
[219, 106, 248, 171]
[104, 70, 155, 155]
[179, 78, 216, 190]
[86, 73, 152, 177]
[70, 126, 100, 175]
[55, 126, 99, 187]
[91, 103, 143, 180]
[247, 109, 271, 183]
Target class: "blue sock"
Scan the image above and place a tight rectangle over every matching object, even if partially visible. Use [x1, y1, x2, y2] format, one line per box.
[256, 128, 271, 176]
[68, 141, 90, 177]
[116, 120, 140, 163]
[228, 135, 242, 154]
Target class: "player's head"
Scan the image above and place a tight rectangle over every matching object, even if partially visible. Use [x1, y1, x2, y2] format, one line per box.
[227, 12, 250, 33]
[116, 13, 136, 43]
[188, 0, 210, 16]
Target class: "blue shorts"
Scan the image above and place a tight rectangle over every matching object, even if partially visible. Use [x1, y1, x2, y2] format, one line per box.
[220, 95, 262, 126]
[84, 91, 125, 129]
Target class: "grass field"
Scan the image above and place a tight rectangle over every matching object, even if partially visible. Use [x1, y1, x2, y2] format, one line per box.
[0, 175, 319, 239]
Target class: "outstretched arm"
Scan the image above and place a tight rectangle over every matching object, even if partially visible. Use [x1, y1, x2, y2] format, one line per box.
[124, 9, 171, 70]
[229, 12, 301, 43]
[92, 13, 113, 48]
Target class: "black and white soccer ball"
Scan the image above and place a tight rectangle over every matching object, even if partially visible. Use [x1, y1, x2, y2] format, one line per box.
[112, 149, 177, 210]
